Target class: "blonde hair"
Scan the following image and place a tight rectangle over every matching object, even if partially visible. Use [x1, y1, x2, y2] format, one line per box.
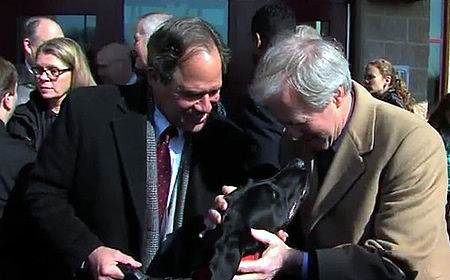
[36, 37, 96, 89]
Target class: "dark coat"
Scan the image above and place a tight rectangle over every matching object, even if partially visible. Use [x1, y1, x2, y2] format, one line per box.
[226, 92, 284, 179]
[376, 86, 407, 110]
[0, 84, 251, 279]
[7, 90, 57, 151]
[0, 121, 35, 219]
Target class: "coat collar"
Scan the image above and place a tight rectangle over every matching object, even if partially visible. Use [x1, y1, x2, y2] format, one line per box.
[111, 83, 149, 228]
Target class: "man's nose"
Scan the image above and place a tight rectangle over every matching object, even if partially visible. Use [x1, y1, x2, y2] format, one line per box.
[195, 92, 220, 113]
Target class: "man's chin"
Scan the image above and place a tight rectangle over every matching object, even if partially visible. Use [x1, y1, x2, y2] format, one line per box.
[190, 122, 207, 133]
[182, 114, 209, 133]
[179, 120, 207, 133]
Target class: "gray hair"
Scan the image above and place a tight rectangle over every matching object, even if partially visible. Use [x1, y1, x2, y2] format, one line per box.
[250, 37, 351, 110]
[148, 17, 230, 85]
[138, 12, 173, 40]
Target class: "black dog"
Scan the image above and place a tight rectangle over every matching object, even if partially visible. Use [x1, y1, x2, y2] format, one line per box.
[207, 158, 309, 280]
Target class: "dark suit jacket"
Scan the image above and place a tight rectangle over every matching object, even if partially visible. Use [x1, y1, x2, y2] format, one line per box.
[0, 84, 251, 279]
[0, 121, 35, 219]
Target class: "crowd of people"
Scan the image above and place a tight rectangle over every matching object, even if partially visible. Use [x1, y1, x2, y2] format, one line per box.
[0, 4, 449, 280]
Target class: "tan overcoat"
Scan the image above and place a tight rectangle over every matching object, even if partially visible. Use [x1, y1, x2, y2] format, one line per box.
[281, 82, 450, 279]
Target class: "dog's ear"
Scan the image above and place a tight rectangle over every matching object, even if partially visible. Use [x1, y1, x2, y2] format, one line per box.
[225, 178, 255, 205]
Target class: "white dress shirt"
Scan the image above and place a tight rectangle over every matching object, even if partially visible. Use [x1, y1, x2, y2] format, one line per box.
[153, 107, 185, 240]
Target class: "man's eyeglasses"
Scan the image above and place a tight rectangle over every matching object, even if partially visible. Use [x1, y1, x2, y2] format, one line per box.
[31, 66, 72, 80]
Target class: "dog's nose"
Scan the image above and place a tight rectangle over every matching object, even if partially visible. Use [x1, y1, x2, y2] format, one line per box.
[289, 158, 305, 169]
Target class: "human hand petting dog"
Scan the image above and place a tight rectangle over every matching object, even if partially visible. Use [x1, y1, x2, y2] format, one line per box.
[203, 185, 236, 230]
[233, 229, 303, 280]
[87, 246, 142, 280]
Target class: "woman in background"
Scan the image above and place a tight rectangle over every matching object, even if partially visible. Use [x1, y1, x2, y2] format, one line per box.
[8, 37, 96, 150]
[363, 58, 415, 113]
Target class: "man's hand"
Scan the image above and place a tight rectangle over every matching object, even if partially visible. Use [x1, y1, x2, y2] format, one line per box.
[87, 246, 142, 280]
[234, 229, 303, 280]
[203, 185, 236, 231]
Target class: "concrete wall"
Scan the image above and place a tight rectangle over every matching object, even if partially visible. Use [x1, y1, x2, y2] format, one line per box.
[352, 0, 430, 102]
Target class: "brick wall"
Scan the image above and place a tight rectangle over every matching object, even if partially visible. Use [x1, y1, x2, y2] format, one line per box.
[353, 0, 430, 102]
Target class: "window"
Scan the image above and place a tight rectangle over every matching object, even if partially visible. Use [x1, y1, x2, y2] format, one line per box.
[124, 0, 228, 46]
[428, 0, 446, 105]
[16, 15, 96, 62]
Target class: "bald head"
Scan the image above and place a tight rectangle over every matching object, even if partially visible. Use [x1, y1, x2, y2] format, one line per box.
[23, 17, 64, 65]
[96, 43, 134, 85]
[134, 12, 172, 70]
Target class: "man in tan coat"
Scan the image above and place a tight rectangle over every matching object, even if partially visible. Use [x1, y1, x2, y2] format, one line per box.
[217, 37, 450, 279]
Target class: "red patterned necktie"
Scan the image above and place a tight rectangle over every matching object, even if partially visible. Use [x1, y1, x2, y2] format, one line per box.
[157, 126, 178, 222]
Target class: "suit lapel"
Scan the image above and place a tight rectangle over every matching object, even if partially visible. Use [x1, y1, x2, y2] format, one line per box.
[111, 87, 148, 229]
[306, 82, 376, 234]
[173, 138, 192, 229]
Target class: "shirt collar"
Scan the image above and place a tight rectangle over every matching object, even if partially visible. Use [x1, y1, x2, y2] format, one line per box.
[126, 73, 138, 85]
[153, 106, 182, 140]
[25, 60, 33, 74]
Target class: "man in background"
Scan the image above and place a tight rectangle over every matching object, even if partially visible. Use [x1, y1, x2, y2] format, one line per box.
[0, 56, 36, 219]
[227, 3, 296, 178]
[17, 16, 64, 105]
[96, 42, 137, 85]
[134, 12, 172, 71]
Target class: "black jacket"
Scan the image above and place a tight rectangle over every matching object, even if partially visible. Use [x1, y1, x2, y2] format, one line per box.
[7, 90, 58, 151]
[0, 122, 35, 219]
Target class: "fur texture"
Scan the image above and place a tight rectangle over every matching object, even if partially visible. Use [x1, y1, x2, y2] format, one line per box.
[208, 159, 309, 280]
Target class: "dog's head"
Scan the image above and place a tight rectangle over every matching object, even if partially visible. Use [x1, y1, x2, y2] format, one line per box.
[206, 159, 309, 280]
[224, 158, 309, 231]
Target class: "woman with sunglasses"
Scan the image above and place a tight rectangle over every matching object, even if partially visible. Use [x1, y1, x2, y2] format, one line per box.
[8, 37, 96, 150]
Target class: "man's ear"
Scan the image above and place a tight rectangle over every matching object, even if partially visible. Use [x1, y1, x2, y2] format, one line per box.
[146, 67, 160, 85]
[253, 32, 262, 49]
[23, 38, 33, 57]
[332, 85, 346, 108]
[2, 92, 15, 111]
